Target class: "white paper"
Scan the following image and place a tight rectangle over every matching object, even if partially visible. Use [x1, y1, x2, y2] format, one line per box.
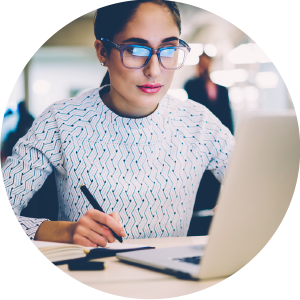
[33, 240, 149, 251]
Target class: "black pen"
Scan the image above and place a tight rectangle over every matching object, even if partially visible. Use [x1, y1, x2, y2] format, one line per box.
[79, 184, 123, 243]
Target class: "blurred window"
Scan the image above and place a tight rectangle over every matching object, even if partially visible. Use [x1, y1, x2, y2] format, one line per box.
[27, 47, 106, 118]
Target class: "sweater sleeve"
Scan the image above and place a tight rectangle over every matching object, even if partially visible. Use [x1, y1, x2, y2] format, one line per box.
[2, 106, 65, 240]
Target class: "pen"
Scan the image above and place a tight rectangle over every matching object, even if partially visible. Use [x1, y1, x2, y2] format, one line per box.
[79, 184, 123, 243]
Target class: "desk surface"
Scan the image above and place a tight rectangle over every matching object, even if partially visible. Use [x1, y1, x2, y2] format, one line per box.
[57, 236, 225, 298]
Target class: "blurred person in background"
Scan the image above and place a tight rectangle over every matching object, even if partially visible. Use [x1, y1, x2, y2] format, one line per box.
[184, 53, 233, 133]
[1, 101, 34, 162]
[184, 53, 234, 236]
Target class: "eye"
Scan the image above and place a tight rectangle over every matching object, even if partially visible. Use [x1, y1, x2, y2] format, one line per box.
[160, 48, 176, 58]
[130, 47, 150, 57]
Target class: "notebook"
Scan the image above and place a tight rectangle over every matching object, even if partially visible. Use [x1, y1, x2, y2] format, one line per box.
[34, 240, 154, 265]
[117, 112, 300, 280]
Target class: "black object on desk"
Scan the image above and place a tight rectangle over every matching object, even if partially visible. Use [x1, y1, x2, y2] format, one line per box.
[79, 184, 123, 243]
[53, 245, 155, 266]
[68, 260, 105, 271]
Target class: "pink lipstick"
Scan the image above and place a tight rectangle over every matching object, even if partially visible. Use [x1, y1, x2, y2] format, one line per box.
[137, 83, 162, 94]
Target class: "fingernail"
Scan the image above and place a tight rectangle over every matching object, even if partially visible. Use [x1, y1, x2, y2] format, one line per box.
[120, 230, 126, 237]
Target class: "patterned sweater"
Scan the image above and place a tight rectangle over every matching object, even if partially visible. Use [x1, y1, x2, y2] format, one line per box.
[3, 86, 235, 240]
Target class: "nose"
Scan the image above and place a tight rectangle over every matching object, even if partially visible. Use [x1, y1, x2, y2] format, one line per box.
[143, 53, 161, 79]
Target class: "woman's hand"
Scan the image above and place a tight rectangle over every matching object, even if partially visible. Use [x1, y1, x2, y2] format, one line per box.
[72, 209, 126, 247]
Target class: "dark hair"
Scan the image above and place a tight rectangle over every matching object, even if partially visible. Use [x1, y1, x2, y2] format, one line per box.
[94, 0, 181, 87]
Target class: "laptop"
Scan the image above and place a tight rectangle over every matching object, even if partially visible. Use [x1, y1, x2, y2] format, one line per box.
[117, 112, 300, 280]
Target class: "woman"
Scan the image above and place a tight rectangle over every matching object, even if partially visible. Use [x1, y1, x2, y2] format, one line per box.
[3, 0, 235, 247]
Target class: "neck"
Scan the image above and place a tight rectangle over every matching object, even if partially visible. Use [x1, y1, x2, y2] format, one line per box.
[101, 86, 158, 119]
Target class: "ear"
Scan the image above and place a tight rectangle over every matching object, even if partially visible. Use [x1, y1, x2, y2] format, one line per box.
[94, 40, 108, 65]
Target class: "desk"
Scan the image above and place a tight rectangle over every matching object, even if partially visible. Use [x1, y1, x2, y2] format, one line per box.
[57, 236, 226, 298]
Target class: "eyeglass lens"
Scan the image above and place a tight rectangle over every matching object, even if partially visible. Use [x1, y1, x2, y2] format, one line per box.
[123, 47, 185, 69]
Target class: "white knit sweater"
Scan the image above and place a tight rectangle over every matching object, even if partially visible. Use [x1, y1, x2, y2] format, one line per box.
[3, 86, 235, 240]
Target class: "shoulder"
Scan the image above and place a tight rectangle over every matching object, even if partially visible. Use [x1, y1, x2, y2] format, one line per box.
[162, 93, 216, 121]
[184, 77, 198, 88]
[217, 84, 228, 94]
[34, 88, 101, 121]
[50, 88, 100, 111]
[162, 93, 232, 138]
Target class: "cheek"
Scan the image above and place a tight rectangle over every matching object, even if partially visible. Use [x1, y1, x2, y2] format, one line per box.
[111, 68, 141, 87]
[107, 54, 175, 91]
[162, 70, 175, 87]
[109, 65, 143, 98]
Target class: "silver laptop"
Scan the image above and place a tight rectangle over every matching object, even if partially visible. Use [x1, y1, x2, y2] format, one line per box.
[117, 112, 300, 280]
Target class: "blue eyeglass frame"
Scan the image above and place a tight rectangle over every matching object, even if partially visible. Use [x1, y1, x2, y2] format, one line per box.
[100, 37, 191, 70]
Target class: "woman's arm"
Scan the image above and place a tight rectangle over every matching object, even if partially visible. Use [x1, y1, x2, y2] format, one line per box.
[3, 106, 63, 240]
[35, 220, 76, 243]
[3, 100, 126, 246]
[34, 210, 126, 247]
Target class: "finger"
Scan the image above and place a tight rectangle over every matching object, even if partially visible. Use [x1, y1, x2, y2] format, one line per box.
[109, 212, 125, 239]
[77, 213, 115, 247]
[86, 230, 108, 247]
[73, 220, 111, 247]
[88, 209, 126, 238]
[73, 234, 98, 247]
[108, 212, 125, 241]
[109, 212, 122, 224]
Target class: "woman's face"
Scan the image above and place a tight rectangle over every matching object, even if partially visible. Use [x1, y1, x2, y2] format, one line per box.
[96, 2, 180, 118]
[197, 54, 212, 77]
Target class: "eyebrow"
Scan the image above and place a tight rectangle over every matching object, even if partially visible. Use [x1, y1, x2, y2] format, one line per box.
[122, 36, 179, 44]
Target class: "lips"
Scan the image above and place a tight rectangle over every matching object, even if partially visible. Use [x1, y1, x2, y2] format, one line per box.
[137, 83, 163, 94]
[139, 83, 162, 88]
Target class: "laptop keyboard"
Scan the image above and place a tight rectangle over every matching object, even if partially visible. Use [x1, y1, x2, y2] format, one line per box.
[173, 256, 201, 265]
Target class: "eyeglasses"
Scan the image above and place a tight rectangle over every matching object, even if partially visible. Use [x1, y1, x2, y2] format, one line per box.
[100, 38, 191, 70]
